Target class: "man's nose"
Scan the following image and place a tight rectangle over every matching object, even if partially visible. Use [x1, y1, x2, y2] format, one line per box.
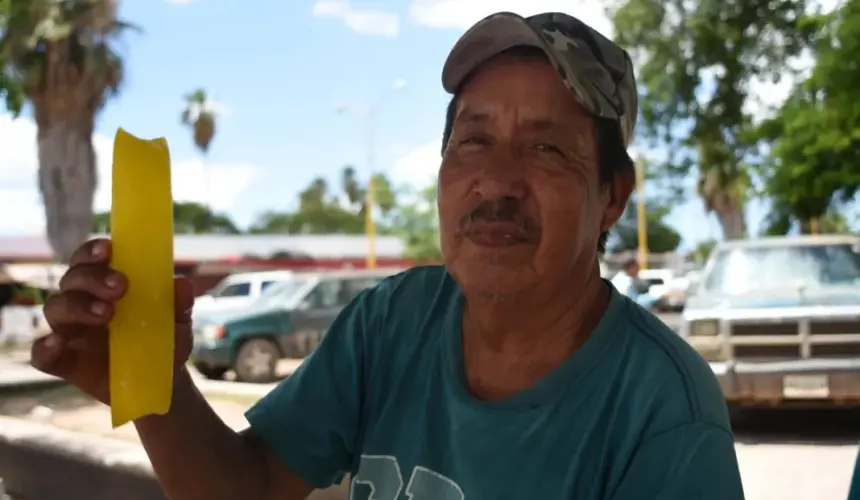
[473, 156, 528, 201]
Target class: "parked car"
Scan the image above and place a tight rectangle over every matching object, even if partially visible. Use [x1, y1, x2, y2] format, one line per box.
[679, 234, 860, 408]
[192, 270, 295, 319]
[620, 268, 689, 312]
[190, 267, 403, 383]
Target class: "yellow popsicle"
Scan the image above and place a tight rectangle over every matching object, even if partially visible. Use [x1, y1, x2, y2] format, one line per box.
[109, 128, 175, 428]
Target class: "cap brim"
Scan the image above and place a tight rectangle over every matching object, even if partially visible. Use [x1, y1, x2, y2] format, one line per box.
[442, 12, 548, 94]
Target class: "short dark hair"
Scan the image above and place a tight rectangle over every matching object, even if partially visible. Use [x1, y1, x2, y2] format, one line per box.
[623, 258, 639, 270]
[440, 46, 634, 253]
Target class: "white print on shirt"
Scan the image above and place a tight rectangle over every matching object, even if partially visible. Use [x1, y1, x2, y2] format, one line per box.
[350, 454, 465, 500]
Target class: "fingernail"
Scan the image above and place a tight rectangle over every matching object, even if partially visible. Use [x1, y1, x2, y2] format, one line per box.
[91, 301, 108, 316]
[104, 273, 119, 289]
[92, 242, 105, 258]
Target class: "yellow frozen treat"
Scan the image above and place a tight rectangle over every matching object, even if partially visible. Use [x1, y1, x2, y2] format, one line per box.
[109, 128, 175, 428]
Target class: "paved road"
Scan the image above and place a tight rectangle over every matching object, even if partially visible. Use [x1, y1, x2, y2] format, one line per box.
[733, 408, 859, 499]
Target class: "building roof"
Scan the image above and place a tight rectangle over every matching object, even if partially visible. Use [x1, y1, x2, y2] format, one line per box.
[0, 234, 406, 262]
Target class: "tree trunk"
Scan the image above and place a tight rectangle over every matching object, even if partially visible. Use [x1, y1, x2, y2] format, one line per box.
[715, 206, 747, 240]
[37, 122, 98, 263]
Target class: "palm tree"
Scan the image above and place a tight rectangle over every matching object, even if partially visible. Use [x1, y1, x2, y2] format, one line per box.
[180, 88, 216, 154]
[696, 140, 750, 240]
[340, 165, 361, 208]
[181, 88, 217, 207]
[0, 0, 137, 262]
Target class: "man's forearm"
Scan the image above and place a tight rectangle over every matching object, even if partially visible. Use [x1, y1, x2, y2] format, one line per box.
[134, 367, 267, 500]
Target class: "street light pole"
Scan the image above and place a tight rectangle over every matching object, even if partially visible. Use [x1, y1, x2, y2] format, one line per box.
[337, 79, 404, 269]
[636, 158, 648, 270]
[365, 107, 377, 268]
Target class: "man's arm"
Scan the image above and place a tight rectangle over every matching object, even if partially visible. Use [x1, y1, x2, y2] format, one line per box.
[135, 370, 313, 500]
[134, 284, 380, 500]
[608, 422, 745, 500]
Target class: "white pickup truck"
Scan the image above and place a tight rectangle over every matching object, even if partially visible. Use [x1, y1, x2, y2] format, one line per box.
[680, 235, 860, 408]
[193, 270, 295, 318]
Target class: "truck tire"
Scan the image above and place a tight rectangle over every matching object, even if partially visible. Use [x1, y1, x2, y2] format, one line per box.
[193, 363, 228, 380]
[234, 338, 280, 383]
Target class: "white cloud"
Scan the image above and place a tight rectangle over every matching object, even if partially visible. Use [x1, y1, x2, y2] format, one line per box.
[388, 140, 441, 189]
[311, 0, 400, 37]
[409, 0, 614, 37]
[0, 114, 259, 235]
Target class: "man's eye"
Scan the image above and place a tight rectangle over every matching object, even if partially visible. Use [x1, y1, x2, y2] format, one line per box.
[533, 143, 564, 155]
[459, 136, 490, 146]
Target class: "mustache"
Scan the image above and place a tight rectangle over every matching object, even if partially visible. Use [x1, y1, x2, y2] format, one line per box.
[458, 198, 541, 236]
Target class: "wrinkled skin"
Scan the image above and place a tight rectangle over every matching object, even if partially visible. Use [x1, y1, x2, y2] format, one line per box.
[439, 55, 631, 302]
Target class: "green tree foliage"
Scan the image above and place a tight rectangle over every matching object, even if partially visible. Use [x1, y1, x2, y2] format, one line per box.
[609, 197, 682, 254]
[611, 0, 815, 240]
[181, 88, 217, 155]
[390, 184, 442, 262]
[248, 166, 397, 235]
[688, 239, 718, 265]
[1, 0, 138, 262]
[757, 0, 860, 231]
[93, 201, 239, 234]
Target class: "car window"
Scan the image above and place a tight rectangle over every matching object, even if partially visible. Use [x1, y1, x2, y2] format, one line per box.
[344, 277, 381, 300]
[306, 279, 345, 309]
[704, 243, 860, 295]
[216, 282, 251, 298]
[260, 280, 278, 292]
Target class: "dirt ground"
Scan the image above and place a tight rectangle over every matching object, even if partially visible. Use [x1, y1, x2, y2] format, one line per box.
[2, 385, 858, 500]
[0, 384, 349, 499]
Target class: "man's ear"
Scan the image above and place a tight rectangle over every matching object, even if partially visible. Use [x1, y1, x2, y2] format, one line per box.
[600, 169, 635, 232]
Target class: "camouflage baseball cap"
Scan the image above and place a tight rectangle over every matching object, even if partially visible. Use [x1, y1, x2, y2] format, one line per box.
[442, 12, 638, 146]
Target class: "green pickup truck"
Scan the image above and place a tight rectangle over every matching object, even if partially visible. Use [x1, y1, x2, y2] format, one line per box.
[190, 267, 403, 383]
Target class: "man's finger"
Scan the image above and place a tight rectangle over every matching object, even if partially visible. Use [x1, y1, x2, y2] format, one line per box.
[68, 238, 112, 267]
[174, 276, 195, 321]
[44, 291, 115, 332]
[30, 333, 65, 373]
[58, 264, 127, 300]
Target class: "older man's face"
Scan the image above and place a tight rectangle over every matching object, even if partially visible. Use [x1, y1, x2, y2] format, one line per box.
[438, 55, 621, 298]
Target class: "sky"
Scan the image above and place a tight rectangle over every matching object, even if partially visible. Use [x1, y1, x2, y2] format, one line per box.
[0, 0, 813, 248]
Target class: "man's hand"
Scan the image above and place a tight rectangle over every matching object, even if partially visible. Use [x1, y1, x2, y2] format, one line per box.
[31, 238, 196, 404]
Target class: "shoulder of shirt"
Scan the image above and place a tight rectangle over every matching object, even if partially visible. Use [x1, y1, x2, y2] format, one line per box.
[615, 293, 732, 434]
[371, 264, 452, 297]
[357, 264, 454, 326]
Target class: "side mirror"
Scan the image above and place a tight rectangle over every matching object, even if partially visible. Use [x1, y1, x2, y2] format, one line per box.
[296, 300, 311, 311]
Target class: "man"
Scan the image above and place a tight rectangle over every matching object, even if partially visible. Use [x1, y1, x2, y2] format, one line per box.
[611, 258, 661, 308]
[31, 11, 744, 500]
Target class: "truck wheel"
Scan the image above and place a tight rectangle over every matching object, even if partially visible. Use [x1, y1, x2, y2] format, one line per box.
[234, 338, 279, 383]
[193, 363, 228, 380]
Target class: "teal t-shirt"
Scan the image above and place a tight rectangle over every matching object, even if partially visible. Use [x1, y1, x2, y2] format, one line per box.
[246, 266, 744, 499]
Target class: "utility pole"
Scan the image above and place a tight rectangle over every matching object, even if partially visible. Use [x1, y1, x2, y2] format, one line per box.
[336, 79, 404, 269]
[365, 107, 377, 268]
[636, 159, 648, 270]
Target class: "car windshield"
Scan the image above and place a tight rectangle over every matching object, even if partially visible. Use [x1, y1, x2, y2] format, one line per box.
[252, 279, 310, 309]
[703, 242, 860, 295]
